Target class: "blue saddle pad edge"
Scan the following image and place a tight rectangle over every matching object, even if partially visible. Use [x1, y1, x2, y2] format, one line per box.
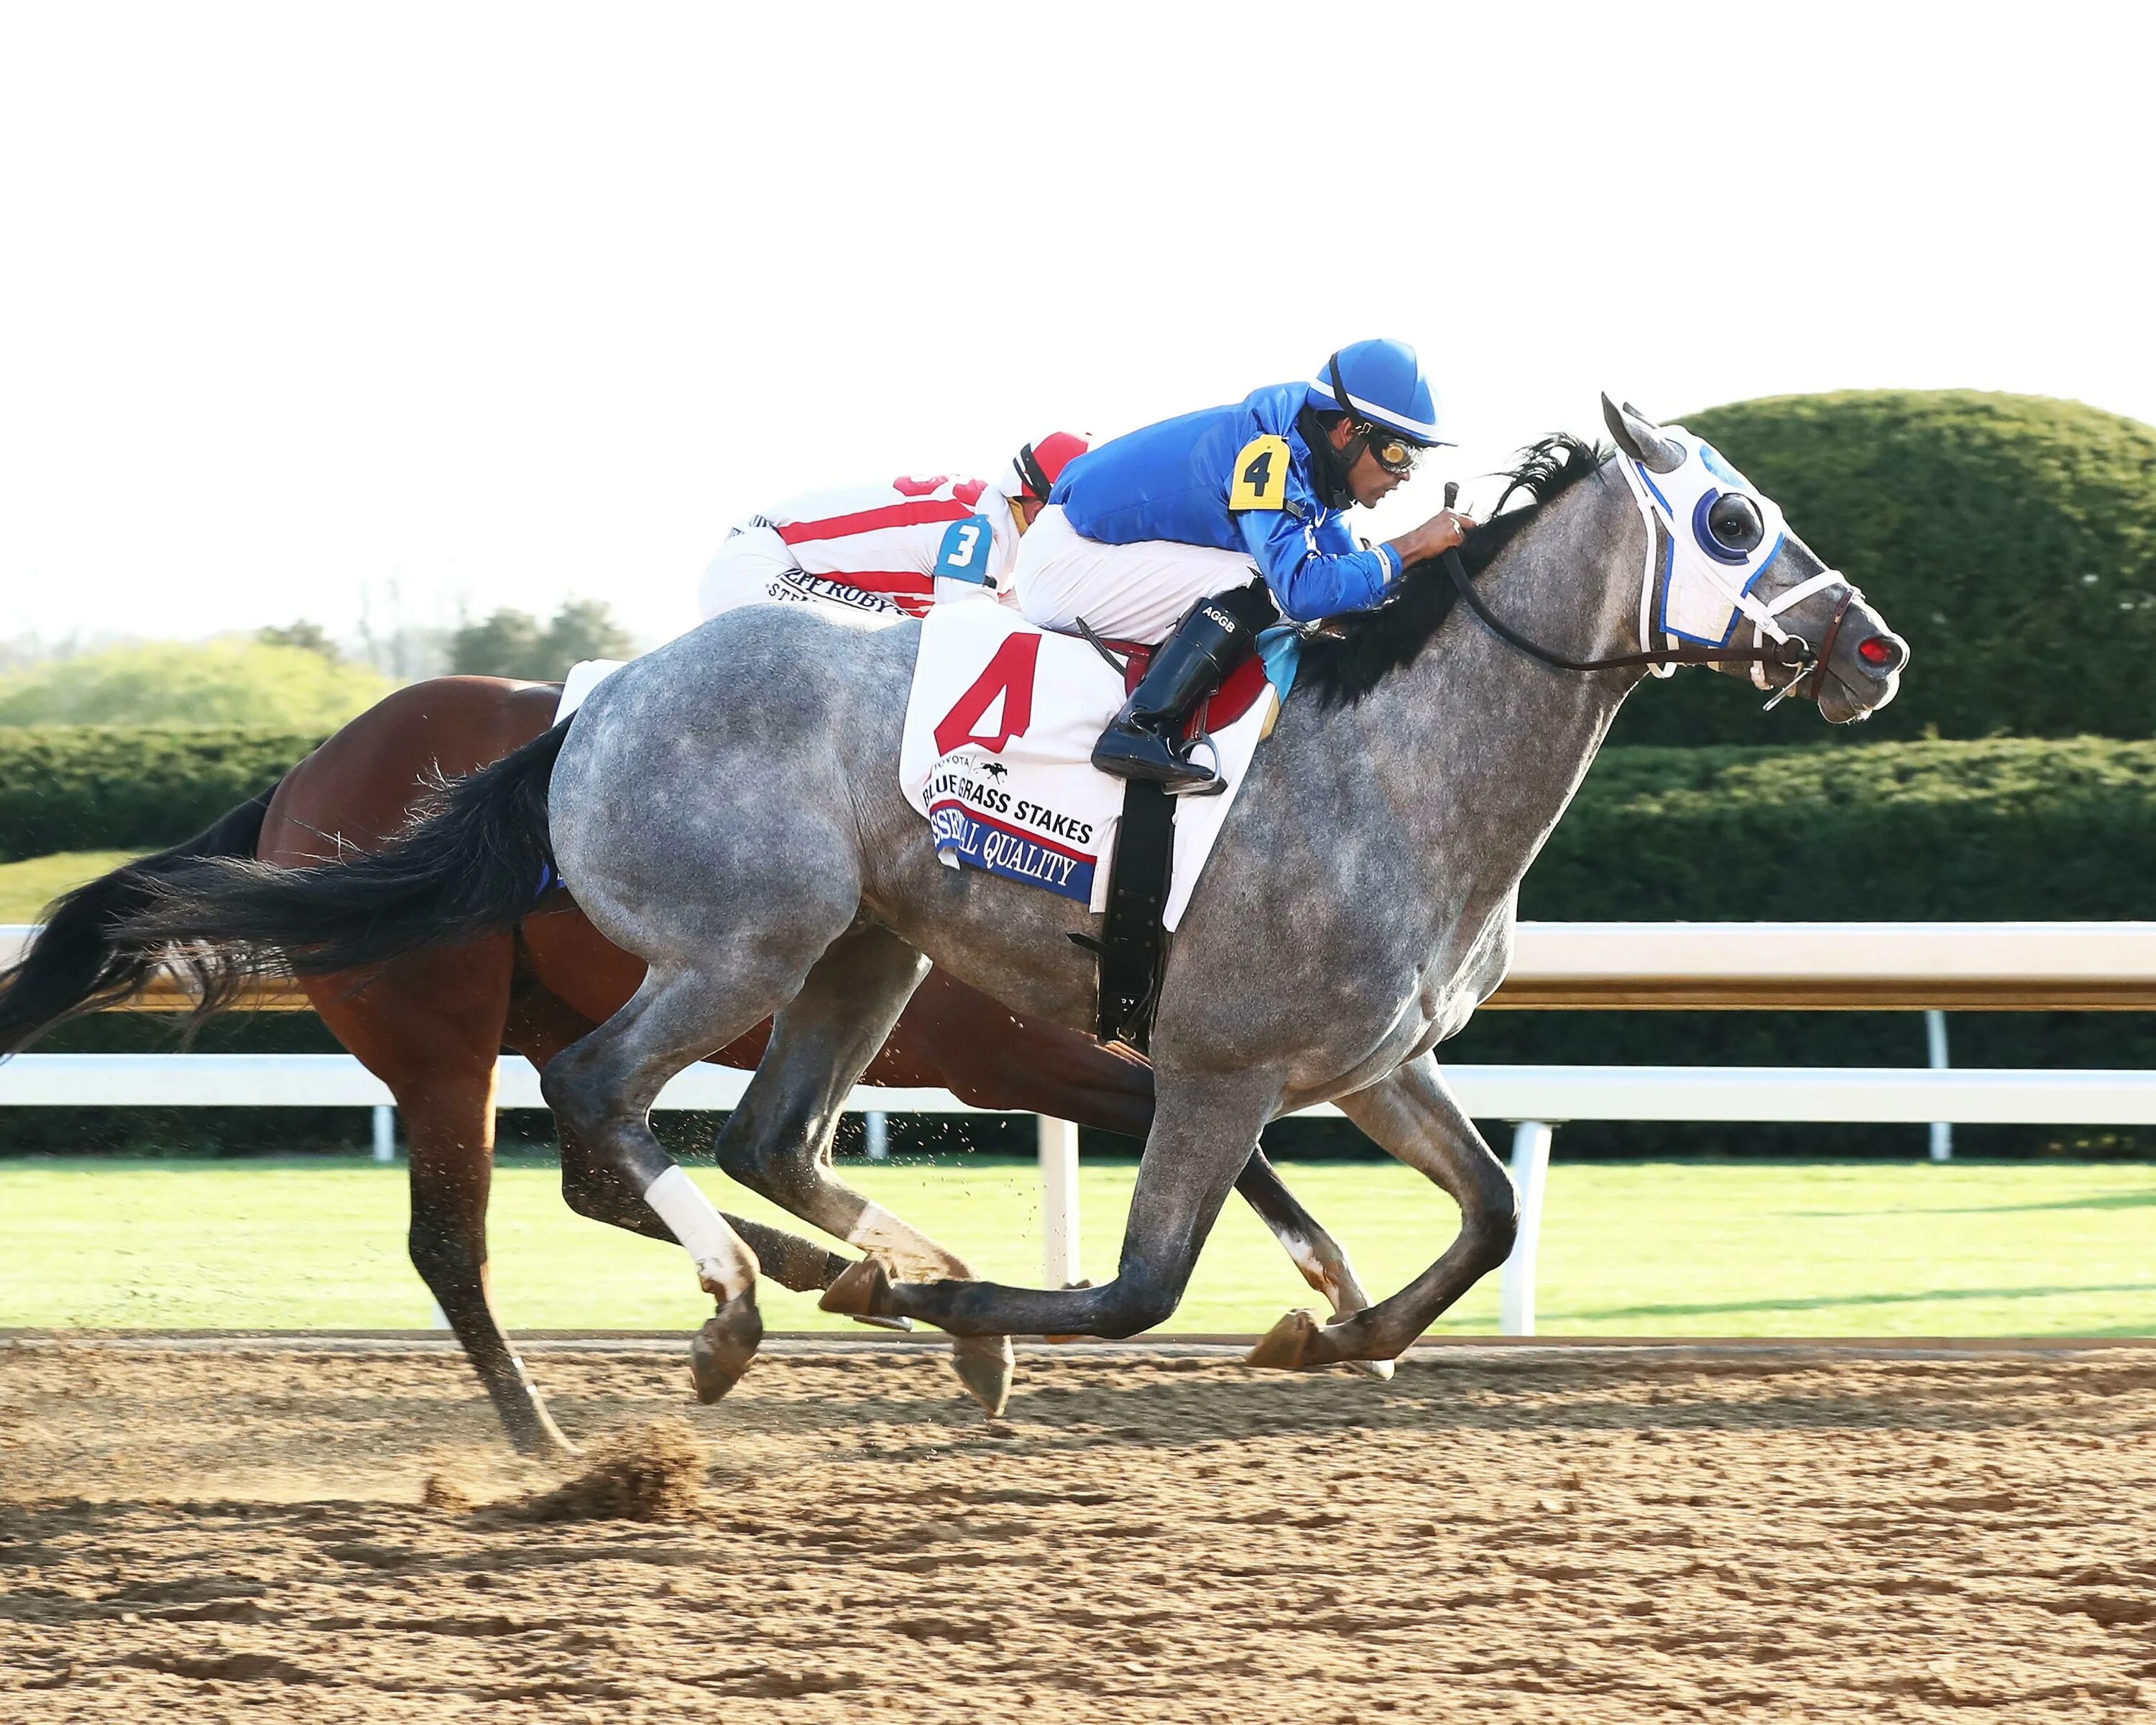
[1258, 625, 1302, 704]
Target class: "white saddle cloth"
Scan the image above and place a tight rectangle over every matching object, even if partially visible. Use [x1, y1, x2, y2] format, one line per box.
[554, 658, 627, 723]
[898, 602, 1281, 930]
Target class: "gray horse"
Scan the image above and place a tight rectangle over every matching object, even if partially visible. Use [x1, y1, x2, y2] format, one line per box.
[125, 399, 1905, 1398]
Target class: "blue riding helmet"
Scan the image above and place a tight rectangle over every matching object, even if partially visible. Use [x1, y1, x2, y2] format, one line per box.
[1304, 338, 1446, 446]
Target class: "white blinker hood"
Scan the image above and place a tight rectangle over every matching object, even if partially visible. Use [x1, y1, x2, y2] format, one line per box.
[1616, 429, 1814, 680]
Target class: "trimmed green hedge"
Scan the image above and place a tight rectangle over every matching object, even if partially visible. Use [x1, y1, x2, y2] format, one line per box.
[1606, 390, 2156, 747]
[1480, 734, 2156, 1154]
[4, 726, 2150, 918]
[0, 640, 388, 730]
[1528, 736, 2156, 921]
[0, 727, 321, 863]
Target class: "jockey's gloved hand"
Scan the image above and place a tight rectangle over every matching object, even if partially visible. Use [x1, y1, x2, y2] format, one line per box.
[1386, 508, 1478, 569]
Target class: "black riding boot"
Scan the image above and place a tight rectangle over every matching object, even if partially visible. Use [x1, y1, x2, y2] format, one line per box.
[1092, 583, 1273, 795]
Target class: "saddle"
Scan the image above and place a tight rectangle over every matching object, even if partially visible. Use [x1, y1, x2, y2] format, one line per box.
[898, 604, 1294, 1058]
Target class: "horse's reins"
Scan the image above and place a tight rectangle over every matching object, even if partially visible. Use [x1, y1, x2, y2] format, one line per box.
[1433, 479, 1857, 704]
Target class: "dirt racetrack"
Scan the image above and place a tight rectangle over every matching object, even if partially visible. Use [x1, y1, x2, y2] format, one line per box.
[3, 1335, 2154, 1722]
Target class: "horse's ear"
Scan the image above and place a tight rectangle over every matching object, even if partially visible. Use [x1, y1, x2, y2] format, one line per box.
[1600, 393, 1685, 473]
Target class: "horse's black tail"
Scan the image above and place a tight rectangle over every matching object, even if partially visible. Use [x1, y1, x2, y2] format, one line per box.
[0, 786, 280, 1056]
[112, 722, 571, 1016]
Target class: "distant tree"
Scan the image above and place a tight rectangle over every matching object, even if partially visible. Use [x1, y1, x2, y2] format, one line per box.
[257, 620, 340, 661]
[0, 640, 391, 729]
[449, 609, 547, 678]
[449, 600, 633, 679]
[541, 598, 635, 668]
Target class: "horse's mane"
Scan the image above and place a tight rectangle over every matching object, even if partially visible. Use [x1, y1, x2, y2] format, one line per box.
[1295, 434, 1611, 707]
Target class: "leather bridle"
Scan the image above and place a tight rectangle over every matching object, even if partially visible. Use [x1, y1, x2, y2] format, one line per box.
[1439, 543, 1827, 677]
[1434, 477, 1862, 706]
[1764, 581, 1859, 712]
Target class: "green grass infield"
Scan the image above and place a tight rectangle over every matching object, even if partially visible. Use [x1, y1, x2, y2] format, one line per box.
[2, 1156, 2152, 1337]
[0, 851, 147, 923]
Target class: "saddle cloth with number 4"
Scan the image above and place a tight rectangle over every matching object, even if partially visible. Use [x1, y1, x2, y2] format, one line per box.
[898, 602, 1291, 929]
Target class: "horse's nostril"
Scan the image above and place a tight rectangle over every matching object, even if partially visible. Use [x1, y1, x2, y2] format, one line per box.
[1856, 633, 1904, 673]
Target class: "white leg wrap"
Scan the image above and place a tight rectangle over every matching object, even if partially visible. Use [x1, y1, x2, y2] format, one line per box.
[642, 1166, 755, 1301]
[1275, 1223, 1328, 1287]
[845, 1201, 962, 1280]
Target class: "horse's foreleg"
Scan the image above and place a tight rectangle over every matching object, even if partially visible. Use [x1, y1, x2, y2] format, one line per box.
[709, 927, 1020, 1410]
[1246, 1053, 1516, 1371]
[824, 1066, 1281, 1343]
[1233, 1151, 1395, 1381]
[900, 975, 1377, 1344]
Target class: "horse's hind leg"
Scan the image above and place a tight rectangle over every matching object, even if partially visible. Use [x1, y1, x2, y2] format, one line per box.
[709, 924, 1016, 1413]
[556, 1110, 854, 1297]
[400, 1068, 579, 1455]
[505, 977, 853, 1294]
[539, 938, 844, 1400]
[305, 942, 575, 1458]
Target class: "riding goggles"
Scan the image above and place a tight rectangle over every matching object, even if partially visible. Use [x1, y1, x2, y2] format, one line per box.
[1362, 430, 1424, 476]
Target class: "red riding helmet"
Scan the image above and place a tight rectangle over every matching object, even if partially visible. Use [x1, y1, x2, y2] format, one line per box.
[1008, 431, 1089, 503]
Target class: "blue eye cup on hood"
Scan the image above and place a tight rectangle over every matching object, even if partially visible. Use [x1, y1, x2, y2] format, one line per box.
[1691, 489, 1756, 565]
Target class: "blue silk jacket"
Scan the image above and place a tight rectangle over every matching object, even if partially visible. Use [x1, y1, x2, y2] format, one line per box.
[1049, 381, 1402, 622]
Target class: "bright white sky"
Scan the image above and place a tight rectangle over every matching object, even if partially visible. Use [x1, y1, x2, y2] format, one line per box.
[4, 3, 2151, 650]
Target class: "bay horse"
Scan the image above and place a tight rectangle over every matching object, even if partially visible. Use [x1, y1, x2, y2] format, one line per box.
[108, 400, 1908, 1392]
[2, 683, 1382, 1455]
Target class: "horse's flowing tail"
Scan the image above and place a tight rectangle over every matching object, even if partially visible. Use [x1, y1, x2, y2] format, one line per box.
[0, 786, 280, 1055]
[108, 722, 571, 1012]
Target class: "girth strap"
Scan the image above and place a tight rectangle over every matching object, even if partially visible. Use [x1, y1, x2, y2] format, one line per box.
[1092, 779, 1176, 1054]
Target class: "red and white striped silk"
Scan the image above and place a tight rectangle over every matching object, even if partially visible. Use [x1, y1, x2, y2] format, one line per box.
[764, 475, 1013, 618]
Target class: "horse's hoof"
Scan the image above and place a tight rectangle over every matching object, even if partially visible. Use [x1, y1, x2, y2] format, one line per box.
[950, 1335, 1015, 1417]
[689, 1289, 764, 1404]
[819, 1256, 892, 1318]
[1345, 1356, 1397, 1383]
[1245, 1307, 1345, 1371]
[850, 1312, 915, 1333]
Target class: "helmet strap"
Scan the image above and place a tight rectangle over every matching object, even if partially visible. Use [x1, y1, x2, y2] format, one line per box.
[1324, 349, 1383, 489]
[1017, 441, 1054, 502]
[1325, 352, 1357, 422]
[1297, 404, 1359, 510]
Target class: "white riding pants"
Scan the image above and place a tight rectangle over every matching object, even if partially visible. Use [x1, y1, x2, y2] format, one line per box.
[696, 522, 904, 624]
[1012, 504, 1263, 645]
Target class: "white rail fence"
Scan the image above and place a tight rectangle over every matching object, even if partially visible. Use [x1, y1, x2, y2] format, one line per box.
[8, 922, 2156, 1335]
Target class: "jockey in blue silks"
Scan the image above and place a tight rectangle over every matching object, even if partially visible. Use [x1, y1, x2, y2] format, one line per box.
[1011, 338, 1476, 793]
